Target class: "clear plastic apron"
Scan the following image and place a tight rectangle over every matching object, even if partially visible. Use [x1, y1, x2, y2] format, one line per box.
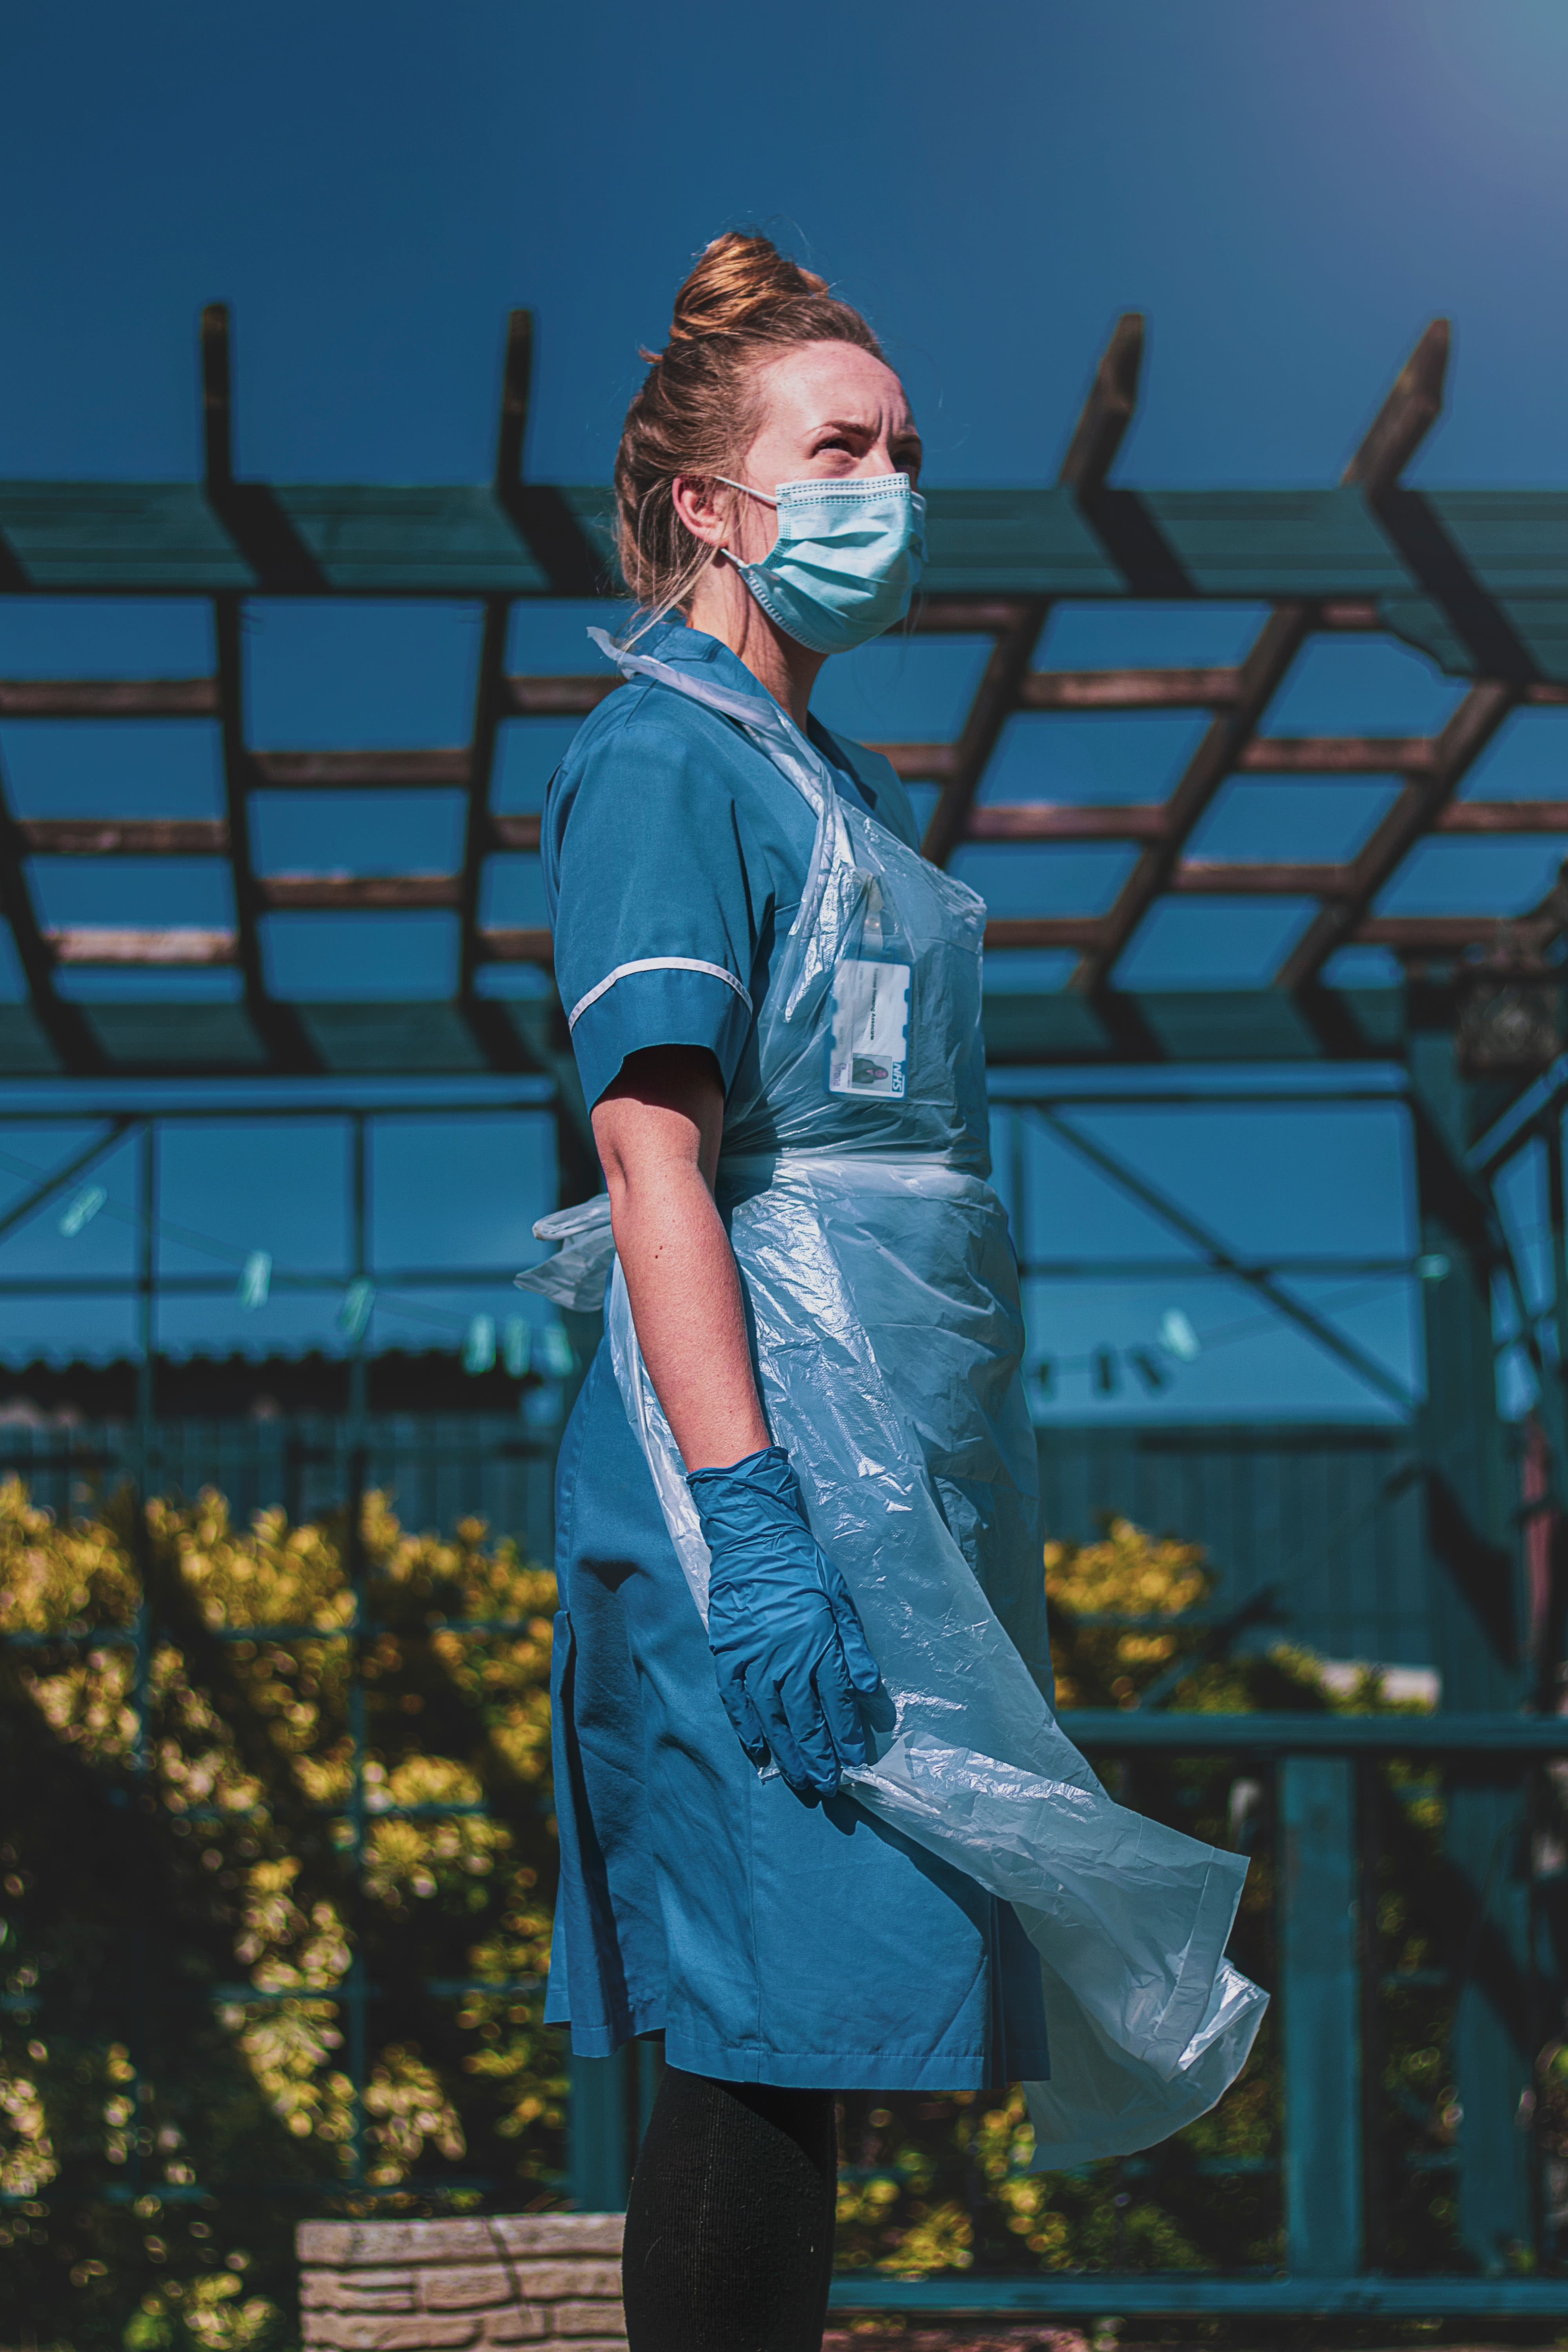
[524, 637, 1267, 2166]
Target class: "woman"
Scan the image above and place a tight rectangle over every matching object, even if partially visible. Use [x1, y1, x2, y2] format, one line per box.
[527, 234, 1263, 2352]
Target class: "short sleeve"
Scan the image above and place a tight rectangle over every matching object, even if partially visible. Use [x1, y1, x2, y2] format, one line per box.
[547, 705, 764, 1110]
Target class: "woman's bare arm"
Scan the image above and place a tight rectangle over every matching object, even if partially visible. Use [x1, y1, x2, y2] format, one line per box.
[591, 1044, 771, 1472]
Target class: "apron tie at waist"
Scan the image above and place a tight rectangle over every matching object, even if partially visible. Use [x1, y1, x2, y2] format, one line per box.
[718, 1146, 971, 1181]
[516, 1151, 989, 1314]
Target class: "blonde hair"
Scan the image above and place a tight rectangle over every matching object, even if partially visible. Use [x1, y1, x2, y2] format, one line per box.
[615, 232, 884, 625]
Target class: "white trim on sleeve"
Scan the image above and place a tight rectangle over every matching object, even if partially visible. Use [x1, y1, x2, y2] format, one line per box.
[567, 956, 754, 1032]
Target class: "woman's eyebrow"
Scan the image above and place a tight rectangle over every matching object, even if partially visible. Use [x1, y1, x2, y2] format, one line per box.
[810, 416, 923, 450]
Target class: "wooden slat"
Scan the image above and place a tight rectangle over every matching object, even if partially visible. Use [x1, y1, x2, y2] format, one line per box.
[1318, 601, 1383, 631]
[873, 742, 956, 784]
[1171, 860, 1351, 897]
[258, 874, 461, 912]
[1355, 916, 1515, 951]
[502, 676, 620, 717]
[19, 819, 227, 855]
[1438, 801, 1568, 833]
[1018, 666, 1240, 713]
[488, 814, 543, 853]
[966, 804, 1167, 843]
[48, 926, 238, 965]
[249, 750, 472, 789]
[982, 916, 1106, 951]
[1239, 736, 1432, 775]
[0, 679, 219, 719]
[477, 926, 554, 965]
[909, 599, 1035, 635]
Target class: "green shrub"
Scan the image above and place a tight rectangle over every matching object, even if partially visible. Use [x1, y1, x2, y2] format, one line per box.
[0, 1478, 563, 2351]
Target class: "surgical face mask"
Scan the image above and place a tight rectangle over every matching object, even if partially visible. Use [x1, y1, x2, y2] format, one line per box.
[714, 472, 926, 657]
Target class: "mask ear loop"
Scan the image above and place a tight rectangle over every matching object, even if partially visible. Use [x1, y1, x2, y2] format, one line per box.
[713, 476, 779, 509]
[709, 477, 779, 589]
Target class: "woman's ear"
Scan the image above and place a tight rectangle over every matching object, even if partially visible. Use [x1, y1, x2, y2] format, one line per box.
[672, 475, 731, 552]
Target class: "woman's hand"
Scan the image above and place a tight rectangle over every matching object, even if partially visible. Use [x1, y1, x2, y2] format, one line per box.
[591, 1044, 771, 1471]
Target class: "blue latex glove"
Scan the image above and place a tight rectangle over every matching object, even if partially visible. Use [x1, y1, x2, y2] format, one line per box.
[688, 1445, 882, 1798]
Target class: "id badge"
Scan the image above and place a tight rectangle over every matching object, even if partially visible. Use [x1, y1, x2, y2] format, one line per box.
[827, 958, 911, 1098]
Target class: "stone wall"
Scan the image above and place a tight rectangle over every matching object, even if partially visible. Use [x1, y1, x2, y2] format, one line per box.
[296, 2214, 626, 2350]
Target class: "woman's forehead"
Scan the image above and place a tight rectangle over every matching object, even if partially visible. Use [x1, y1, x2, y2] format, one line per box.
[753, 342, 915, 433]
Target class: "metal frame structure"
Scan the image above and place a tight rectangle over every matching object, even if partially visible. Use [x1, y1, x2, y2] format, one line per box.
[0, 1090, 579, 2211]
[5, 307, 1568, 2317]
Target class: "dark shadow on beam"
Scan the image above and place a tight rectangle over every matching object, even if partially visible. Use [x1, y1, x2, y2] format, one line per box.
[1374, 490, 1539, 685]
[201, 305, 327, 592]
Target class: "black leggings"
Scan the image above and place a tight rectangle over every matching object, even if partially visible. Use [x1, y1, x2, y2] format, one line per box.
[621, 2063, 837, 2352]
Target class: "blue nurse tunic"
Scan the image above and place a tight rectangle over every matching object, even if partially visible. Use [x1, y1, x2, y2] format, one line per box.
[541, 620, 1050, 2090]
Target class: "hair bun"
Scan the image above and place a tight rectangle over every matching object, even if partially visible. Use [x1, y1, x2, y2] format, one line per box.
[666, 231, 829, 348]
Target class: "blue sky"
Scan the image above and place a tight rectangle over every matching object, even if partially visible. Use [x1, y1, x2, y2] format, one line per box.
[0, 0, 1562, 1420]
[4, 1, 1568, 487]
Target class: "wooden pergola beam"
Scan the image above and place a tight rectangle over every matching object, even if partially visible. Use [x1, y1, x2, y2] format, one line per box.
[203, 305, 319, 1073]
[982, 917, 1112, 951]
[1058, 313, 1145, 495]
[966, 804, 1166, 843]
[918, 603, 1049, 864]
[1438, 800, 1568, 833]
[258, 875, 461, 912]
[1356, 916, 1530, 952]
[1341, 321, 1451, 495]
[489, 814, 543, 853]
[456, 308, 537, 1079]
[1171, 860, 1350, 897]
[4, 303, 1567, 1076]
[917, 317, 1147, 869]
[875, 743, 956, 784]
[250, 750, 472, 790]
[0, 680, 220, 719]
[48, 926, 238, 965]
[502, 675, 619, 718]
[0, 759, 107, 1071]
[477, 926, 553, 965]
[1017, 666, 1241, 713]
[19, 820, 228, 855]
[1239, 736, 1433, 775]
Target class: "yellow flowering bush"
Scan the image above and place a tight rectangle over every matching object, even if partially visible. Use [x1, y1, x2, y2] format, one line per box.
[0, 1476, 564, 2352]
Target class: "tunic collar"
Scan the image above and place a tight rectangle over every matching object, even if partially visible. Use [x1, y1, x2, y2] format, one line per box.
[623, 619, 869, 801]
